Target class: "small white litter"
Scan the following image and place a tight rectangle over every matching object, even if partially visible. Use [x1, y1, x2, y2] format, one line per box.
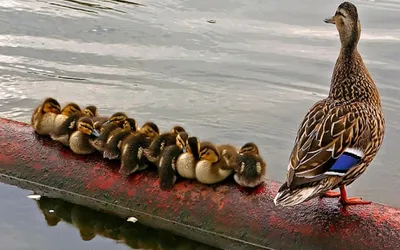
[27, 194, 41, 200]
[127, 217, 138, 223]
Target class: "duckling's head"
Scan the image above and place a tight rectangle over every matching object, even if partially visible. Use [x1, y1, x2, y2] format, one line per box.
[324, 2, 360, 48]
[77, 117, 100, 137]
[123, 118, 139, 132]
[239, 142, 260, 155]
[140, 122, 160, 138]
[187, 136, 201, 159]
[42, 98, 61, 114]
[61, 102, 81, 116]
[175, 132, 189, 152]
[103, 112, 128, 126]
[199, 141, 220, 163]
[170, 125, 186, 134]
[83, 105, 98, 117]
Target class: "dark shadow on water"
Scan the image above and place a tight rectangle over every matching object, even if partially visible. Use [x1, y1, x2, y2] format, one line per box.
[44, 0, 146, 14]
[35, 195, 219, 250]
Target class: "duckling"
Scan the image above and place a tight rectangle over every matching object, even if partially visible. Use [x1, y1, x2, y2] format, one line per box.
[144, 125, 186, 164]
[158, 132, 188, 190]
[31, 97, 61, 135]
[218, 144, 239, 169]
[195, 141, 234, 185]
[69, 117, 100, 155]
[119, 122, 160, 175]
[90, 112, 128, 152]
[176, 136, 200, 179]
[103, 118, 139, 160]
[83, 105, 99, 118]
[50, 105, 98, 146]
[53, 102, 82, 129]
[234, 142, 267, 188]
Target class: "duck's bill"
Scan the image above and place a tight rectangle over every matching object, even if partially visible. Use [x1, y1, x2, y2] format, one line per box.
[182, 146, 187, 153]
[324, 16, 335, 24]
[103, 120, 111, 126]
[91, 129, 101, 137]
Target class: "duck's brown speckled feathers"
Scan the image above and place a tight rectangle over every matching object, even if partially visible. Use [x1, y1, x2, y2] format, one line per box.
[274, 2, 385, 207]
[119, 133, 153, 175]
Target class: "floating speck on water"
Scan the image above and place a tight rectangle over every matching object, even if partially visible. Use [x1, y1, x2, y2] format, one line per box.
[49, 210, 54, 213]
[207, 20, 216, 24]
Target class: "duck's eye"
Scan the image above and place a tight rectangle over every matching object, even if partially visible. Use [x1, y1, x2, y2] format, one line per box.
[335, 11, 345, 17]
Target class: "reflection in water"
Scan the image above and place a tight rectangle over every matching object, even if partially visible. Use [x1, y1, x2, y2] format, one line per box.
[34, 195, 218, 250]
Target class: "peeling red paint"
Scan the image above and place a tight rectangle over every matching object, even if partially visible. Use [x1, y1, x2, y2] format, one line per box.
[0, 118, 399, 250]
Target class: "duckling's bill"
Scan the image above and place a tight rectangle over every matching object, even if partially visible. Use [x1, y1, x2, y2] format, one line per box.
[91, 129, 101, 137]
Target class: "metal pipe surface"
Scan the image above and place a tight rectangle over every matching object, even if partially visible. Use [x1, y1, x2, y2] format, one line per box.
[0, 118, 399, 250]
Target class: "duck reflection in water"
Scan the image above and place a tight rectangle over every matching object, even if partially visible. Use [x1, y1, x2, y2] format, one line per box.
[33, 195, 219, 250]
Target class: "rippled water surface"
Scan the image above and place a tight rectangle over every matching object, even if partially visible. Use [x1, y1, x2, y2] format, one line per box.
[0, 0, 400, 249]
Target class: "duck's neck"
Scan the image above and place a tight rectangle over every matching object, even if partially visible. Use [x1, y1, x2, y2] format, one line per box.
[329, 45, 381, 106]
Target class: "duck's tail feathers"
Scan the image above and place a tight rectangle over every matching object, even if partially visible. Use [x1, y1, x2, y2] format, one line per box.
[273, 183, 322, 207]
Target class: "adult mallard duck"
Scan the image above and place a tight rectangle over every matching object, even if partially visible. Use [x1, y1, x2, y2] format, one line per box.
[274, 2, 385, 207]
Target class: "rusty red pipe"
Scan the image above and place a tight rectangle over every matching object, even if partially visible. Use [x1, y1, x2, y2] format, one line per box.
[0, 118, 399, 250]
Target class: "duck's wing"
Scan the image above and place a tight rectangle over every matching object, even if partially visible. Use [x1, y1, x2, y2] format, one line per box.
[285, 99, 369, 189]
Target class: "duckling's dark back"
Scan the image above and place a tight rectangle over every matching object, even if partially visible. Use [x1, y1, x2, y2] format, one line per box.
[158, 145, 182, 190]
[236, 154, 266, 180]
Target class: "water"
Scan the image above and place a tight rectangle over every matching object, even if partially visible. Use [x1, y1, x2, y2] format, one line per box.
[0, 0, 399, 248]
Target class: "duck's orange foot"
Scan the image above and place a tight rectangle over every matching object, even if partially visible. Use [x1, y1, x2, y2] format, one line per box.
[321, 190, 341, 198]
[340, 197, 372, 206]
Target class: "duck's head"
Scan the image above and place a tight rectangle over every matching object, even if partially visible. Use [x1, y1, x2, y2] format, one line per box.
[61, 103, 81, 116]
[103, 112, 128, 126]
[83, 105, 98, 117]
[239, 142, 260, 155]
[199, 141, 220, 163]
[123, 118, 139, 132]
[187, 136, 201, 160]
[139, 122, 160, 138]
[41, 98, 61, 114]
[77, 117, 100, 137]
[170, 125, 186, 134]
[324, 2, 360, 48]
[175, 132, 189, 152]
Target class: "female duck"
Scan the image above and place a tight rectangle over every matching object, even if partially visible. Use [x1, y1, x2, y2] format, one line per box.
[234, 142, 266, 188]
[176, 136, 200, 179]
[69, 117, 100, 155]
[158, 132, 188, 190]
[119, 122, 160, 175]
[274, 2, 385, 207]
[103, 118, 139, 160]
[31, 97, 61, 135]
[90, 112, 128, 152]
[195, 141, 234, 185]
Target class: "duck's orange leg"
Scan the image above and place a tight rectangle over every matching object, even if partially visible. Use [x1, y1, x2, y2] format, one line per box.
[321, 190, 341, 198]
[339, 186, 371, 205]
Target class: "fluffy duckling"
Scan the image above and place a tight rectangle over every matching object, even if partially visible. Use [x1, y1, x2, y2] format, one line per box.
[234, 142, 266, 188]
[158, 132, 188, 190]
[50, 105, 99, 146]
[90, 112, 128, 152]
[119, 122, 160, 175]
[176, 136, 200, 179]
[53, 102, 82, 129]
[144, 125, 186, 164]
[83, 105, 99, 118]
[31, 97, 61, 135]
[218, 144, 238, 169]
[69, 117, 100, 155]
[195, 141, 234, 185]
[103, 118, 139, 160]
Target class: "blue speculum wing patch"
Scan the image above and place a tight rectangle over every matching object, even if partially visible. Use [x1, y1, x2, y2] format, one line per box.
[329, 152, 362, 173]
